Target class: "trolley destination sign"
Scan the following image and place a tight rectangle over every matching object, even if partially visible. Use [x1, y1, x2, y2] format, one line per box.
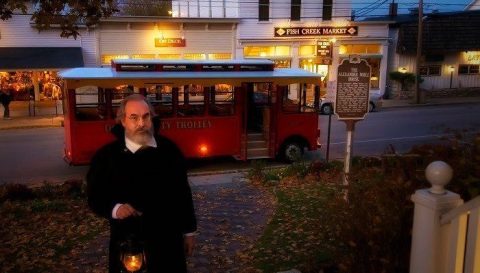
[335, 58, 371, 120]
[274, 26, 358, 37]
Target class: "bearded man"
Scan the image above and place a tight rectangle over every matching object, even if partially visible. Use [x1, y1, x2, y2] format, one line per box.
[87, 94, 197, 273]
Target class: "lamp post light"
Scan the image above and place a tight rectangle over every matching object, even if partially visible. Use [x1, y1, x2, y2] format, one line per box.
[449, 65, 455, 89]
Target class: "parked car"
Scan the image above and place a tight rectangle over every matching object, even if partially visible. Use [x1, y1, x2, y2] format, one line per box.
[319, 92, 382, 115]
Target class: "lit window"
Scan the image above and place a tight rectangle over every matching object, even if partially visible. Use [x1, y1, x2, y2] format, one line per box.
[339, 44, 381, 55]
[131, 54, 155, 60]
[244, 46, 291, 58]
[101, 55, 129, 65]
[208, 53, 232, 60]
[299, 45, 316, 56]
[158, 54, 181, 60]
[184, 53, 206, 60]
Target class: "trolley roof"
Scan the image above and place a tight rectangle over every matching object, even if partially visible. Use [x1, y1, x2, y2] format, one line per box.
[59, 59, 322, 85]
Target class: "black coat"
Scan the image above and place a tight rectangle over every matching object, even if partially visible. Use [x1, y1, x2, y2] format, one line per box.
[87, 128, 197, 273]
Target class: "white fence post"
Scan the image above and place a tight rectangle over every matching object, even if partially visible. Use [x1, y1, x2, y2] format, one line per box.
[409, 161, 463, 273]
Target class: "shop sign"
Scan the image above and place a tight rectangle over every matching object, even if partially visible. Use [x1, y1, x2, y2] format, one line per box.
[316, 40, 332, 64]
[274, 26, 358, 37]
[154, 38, 186, 47]
[317, 40, 332, 57]
[335, 56, 371, 120]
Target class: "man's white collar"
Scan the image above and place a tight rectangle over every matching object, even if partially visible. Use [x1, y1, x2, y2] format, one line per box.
[125, 136, 157, 153]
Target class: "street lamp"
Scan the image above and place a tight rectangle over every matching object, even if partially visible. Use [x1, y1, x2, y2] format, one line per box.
[449, 65, 455, 88]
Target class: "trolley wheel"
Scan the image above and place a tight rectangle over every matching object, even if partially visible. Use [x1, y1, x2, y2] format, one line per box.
[282, 141, 305, 163]
[321, 103, 334, 115]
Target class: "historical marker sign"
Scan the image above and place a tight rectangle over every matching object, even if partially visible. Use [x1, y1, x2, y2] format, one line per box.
[335, 57, 371, 120]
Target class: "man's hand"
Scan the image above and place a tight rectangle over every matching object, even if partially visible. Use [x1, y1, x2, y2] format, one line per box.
[184, 235, 196, 256]
[116, 203, 142, 219]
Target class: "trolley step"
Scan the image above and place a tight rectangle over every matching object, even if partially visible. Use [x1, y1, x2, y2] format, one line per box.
[247, 133, 265, 141]
[247, 147, 269, 159]
[247, 140, 267, 149]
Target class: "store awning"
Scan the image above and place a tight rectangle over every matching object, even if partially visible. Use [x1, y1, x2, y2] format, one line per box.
[0, 47, 84, 70]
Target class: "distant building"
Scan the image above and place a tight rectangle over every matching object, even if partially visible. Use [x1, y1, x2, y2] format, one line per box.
[365, 6, 480, 99]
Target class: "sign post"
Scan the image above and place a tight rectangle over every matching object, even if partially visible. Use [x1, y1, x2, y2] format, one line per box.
[335, 56, 371, 193]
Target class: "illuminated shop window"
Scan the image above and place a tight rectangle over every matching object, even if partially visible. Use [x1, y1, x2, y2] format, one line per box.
[131, 54, 156, 60]
[101, 55, 129, 65]
[299, 45, 316, 56]
[184, 53, 207, 60]
[274, 59, 291, 68]
[339, 44, 381, 55]
[158, 54, 181, 60]
[244, 46, 291, 58]
[208, 53, 232, 60]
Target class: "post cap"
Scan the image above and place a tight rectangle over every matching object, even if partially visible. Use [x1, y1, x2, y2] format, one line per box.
[425, 161, 453, 194]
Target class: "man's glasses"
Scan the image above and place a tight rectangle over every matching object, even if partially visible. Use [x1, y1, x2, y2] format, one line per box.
[127, 113, 151, 123]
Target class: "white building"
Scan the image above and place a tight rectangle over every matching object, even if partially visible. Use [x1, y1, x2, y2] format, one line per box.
[235, 0, 390, 96]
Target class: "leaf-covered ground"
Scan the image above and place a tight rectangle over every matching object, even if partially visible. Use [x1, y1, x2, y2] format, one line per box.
[0, 182, 275, 273]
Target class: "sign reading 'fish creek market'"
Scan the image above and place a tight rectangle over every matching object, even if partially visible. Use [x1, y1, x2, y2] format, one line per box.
[274, 26, 358, 37]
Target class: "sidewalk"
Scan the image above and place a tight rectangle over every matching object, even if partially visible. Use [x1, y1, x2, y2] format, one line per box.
[1, 96, 480, 130]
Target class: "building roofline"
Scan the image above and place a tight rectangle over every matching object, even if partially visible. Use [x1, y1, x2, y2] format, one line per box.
[101, 16, 239, 24]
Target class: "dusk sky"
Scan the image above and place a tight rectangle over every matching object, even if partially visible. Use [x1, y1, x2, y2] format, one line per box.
[352, 0, 473, 19]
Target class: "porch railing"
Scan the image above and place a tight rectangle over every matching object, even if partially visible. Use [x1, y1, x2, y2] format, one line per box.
[410, 161, 480, 273]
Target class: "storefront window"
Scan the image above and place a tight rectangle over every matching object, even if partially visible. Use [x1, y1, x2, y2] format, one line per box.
[131, 54, 156, 60]
[101, 55, 129, 65]
[339, 44, 381, 55]
[244, 46, 291, 58]
[184, 53, 207, 60]
[158, 54, 181, 60]
[274, 60, 291, 68]
[299, 45, 316, 56]
[208, 53, 232, 60]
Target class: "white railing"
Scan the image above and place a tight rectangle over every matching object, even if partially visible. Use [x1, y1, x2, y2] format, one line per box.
[440, 196, 480, 273]
[410, 161, 480, 273]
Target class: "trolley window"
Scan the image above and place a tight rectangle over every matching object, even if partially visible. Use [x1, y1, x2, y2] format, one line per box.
[209, 84, 234, 116]
[282, 84, 316, 113]
[178, 84, 205, 116]
[112, 85, 136, 118]
[74, 86, 107, 120]
[146, 85, 173, 117]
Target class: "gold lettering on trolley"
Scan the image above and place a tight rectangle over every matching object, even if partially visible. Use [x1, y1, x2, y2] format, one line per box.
[160, 121, 171, 130]
[176, 120, 212, 129]
[160, 120, 212, 130]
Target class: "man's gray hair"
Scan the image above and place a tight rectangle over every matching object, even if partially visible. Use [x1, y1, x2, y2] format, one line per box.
[115, 94, 157, 124]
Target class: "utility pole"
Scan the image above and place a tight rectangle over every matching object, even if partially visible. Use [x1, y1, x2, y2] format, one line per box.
[415, 0, 423, 104]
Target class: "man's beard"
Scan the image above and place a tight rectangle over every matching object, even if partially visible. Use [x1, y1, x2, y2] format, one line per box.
[127, 127, 154, 146]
